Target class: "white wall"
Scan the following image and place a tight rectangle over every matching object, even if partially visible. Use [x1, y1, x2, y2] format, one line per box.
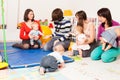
[0, 0, 120, 41]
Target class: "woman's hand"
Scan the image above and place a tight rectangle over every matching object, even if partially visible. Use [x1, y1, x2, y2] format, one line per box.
[99, 37, 102, 41]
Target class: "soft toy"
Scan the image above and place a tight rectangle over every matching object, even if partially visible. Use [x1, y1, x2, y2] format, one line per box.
[0, 62, 8, 69]
[17, 22, 22, 29]
[68, 41, 75, 51]
[39, 19, 48, 26]
[40, 25, 52, 45]
[0, 53, 8, 69]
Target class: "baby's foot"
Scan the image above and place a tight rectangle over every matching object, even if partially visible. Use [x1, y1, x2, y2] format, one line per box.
[40, 67, 45, 75]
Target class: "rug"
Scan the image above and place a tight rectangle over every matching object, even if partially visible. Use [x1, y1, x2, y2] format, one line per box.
[59, 57, 120, 80]
[0, 42, 74, 69]
[0, 66, 69, 80]
[1, 57, 120, 80]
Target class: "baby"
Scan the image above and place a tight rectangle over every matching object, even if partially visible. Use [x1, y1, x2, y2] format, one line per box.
[71, 26, 90, 57]
[29, 22, 43, 46]
[39, 42, 65, 75]
[101, 26, 120, 51]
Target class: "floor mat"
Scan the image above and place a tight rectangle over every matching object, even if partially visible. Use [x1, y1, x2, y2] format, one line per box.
[0, 66, 69, 80]
[1, 57, 120, 80]
[0, 42, 74, 69]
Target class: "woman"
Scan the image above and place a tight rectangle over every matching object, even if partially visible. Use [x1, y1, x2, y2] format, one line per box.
[74, 10, 97, 57]
[43, 8, 72, 51]
[12, 9, 42, 49]
[90, 8, 120, 63]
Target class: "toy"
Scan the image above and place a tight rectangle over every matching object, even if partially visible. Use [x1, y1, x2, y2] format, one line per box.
[40, 19, 48, 26]
[40, 25, 52, 45]
[0, 62, 8, 69]
[17, 22, 22, 29]
[48, 22, 54, 28]
[68, 41, 75, 51]
[0, 52, 8, 69]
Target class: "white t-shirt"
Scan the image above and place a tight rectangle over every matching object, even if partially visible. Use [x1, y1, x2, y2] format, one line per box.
[48, 51, 64, 63]
[72, 34, 90, 50]
[29, 30, 43, 36]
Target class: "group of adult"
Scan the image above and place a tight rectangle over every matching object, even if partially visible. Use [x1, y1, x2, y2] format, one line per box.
[12, 7, 120, 63]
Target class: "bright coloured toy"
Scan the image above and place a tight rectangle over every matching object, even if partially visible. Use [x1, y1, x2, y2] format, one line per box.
[0, 62, 8, 69]
[40, 25, 52, 44]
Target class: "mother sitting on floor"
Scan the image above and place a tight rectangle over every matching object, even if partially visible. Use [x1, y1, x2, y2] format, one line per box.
[90, 8, 120, 63]
[72, 10, 97, 57]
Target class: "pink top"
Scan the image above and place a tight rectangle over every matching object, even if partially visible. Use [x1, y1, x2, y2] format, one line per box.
[97, 20, 120, 46]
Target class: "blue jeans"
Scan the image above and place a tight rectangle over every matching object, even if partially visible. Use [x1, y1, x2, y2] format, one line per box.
[40, 56, 58, 72]
[90, 45, 120, 63]
[43, 36, 70, 51]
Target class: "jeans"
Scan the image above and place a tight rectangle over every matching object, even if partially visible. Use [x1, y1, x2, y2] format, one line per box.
[40, 56, 58, 72]
[43, 36, 70, 51]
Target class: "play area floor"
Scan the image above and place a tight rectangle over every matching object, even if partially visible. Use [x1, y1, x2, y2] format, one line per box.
[0, 42, 74, 69]
[1, 57, 120, 80]
[0, 42, 120, 80]
[0, 66, 69, 80]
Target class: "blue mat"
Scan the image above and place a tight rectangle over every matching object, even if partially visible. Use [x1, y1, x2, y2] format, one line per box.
[0, 42, 74, 69]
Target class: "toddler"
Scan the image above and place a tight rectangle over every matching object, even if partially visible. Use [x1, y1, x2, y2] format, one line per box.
[72, 26, 90, 57]
[29, 22, 43, 46]
[39, 42, 65, 75]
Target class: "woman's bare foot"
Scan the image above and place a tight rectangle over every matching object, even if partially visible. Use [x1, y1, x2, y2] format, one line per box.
[40, 67, 45, 75]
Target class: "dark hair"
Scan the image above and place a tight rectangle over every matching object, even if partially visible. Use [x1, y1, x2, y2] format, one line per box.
[97, 8, 112, 27]
[75, 10, 87, 27]
[53, 42, 65, 51]
[24, 9, 34, 22]
[52, 8, 63, 21]
[76, 25, 84, 33]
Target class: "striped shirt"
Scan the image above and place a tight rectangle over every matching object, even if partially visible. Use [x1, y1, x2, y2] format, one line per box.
[53, 18, 72, 41]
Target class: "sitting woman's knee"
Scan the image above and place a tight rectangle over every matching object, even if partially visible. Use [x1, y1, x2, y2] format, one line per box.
[90, 50, 101, 60]
[101, 54, 116, 63]
[90, 53, 100, 60]
[90, 46, 103, 60]
[101, 55, 108, 63]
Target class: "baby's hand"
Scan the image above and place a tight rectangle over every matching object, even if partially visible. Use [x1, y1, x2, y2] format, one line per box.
[34, 36, 39, 40]
[29, 35, 34, 39]
[58, 63, 65, 69]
